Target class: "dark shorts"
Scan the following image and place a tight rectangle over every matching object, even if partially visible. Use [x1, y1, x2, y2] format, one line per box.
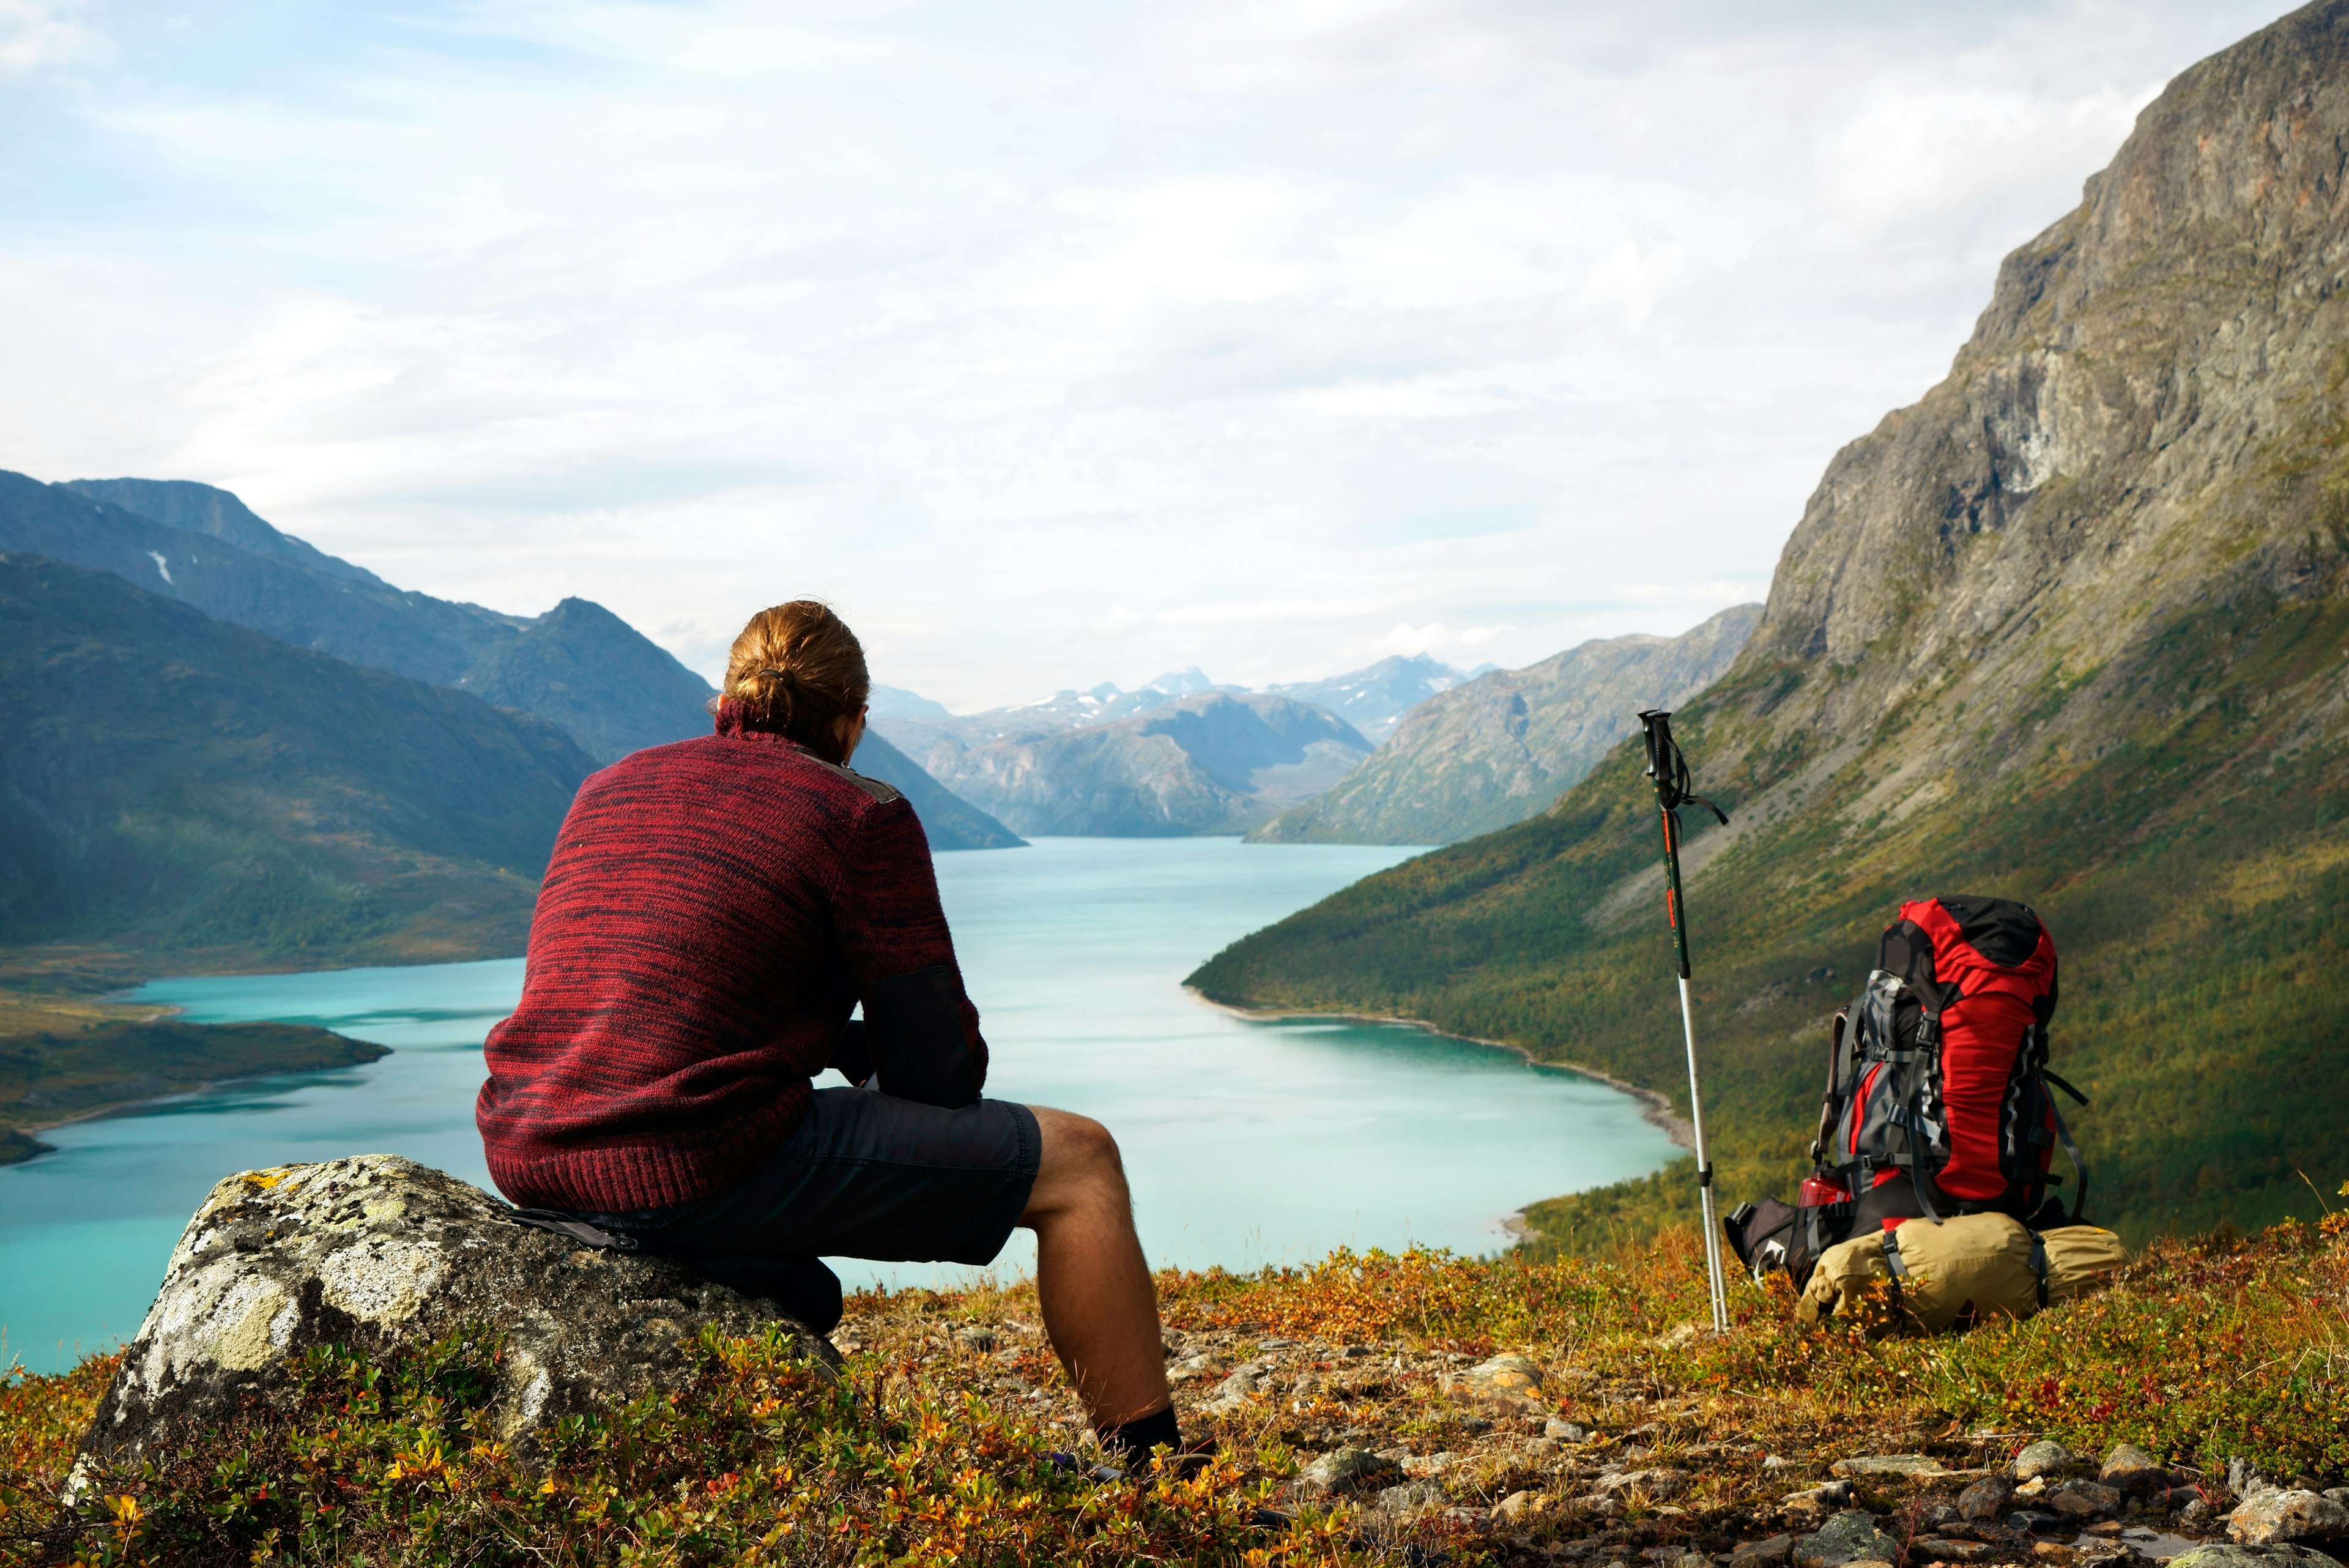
[583, 1088, 1042, 1268]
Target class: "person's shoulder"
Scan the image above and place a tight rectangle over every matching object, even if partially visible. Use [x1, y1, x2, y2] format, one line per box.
[715, 732, 905, 808]
[800, 753, 904, 806]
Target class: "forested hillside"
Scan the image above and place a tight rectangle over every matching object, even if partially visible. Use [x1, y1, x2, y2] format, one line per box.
[0, 554, 592, 967]
[1193, 0, 2349, 1245]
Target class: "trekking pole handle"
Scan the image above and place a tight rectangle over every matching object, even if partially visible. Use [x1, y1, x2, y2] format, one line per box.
[1638, 710, 1696, 979]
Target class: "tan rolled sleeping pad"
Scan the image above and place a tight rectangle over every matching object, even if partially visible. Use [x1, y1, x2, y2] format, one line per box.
[1797, 1213, 2126, 1331]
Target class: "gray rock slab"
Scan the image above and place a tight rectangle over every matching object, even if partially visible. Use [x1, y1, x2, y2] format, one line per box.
[78, 1154, 834, 1464]
[2050, 1481, 2126, 1518]
[1453, 1353, 1546, 1405]
[1375, 1479, 1448, 1516]
[1296, 1446, 1404, 1497]
[1201, 1358, 1278, 1414]
[1731, 1534, 1798, 1566]
[1835, 1455, 1946, 1477]
[1792, 1511, 1903, 1568]
[1595, 1466, 1687, 1499]
[2102, 1444, 2176, 1495]
[2015, 1441, 2077, 1481]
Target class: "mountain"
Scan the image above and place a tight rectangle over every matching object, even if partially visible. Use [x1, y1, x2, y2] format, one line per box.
[1261, 653, 1475, 743]
[1, 472, 1017, 850]
[849, 730, 1026, 849]
[64, 478, 387, 587]
[870, 654, 1475, 835]
[892, 692, 1373, 836]
[1190, 0, 2349, 1244]
[0, 553, 593, 963]
[0, 471, 514, 687]
[455, 596, 714, 766]
[1251, 608, 1759, 845]
[869, 684, 951, 720]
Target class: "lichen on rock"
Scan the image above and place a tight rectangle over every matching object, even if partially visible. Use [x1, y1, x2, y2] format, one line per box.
[80, 1153, 834, 1463]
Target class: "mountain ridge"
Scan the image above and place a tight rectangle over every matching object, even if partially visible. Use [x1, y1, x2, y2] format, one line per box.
[1, 471, 1020, 851]
[1251, 606, 1760, 845]
[888, 691, 1373, 836]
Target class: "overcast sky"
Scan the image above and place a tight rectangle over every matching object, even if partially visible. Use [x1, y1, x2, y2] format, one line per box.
[0, 0, 2291, 708]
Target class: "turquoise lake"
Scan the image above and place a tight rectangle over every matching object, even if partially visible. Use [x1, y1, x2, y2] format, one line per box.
[0, 837, 1675, 1372]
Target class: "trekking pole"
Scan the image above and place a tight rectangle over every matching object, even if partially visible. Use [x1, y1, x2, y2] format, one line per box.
[1636, 709, 1731, 1335]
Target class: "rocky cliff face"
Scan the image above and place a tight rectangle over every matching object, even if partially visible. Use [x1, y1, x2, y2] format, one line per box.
[1730, 0, 2349, 783]
[1252, 606, 1759, 845]
[1192, 0, 2349, 1239]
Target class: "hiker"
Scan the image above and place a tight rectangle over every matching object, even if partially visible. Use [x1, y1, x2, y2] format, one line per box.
[473, 600, 1183, 1463]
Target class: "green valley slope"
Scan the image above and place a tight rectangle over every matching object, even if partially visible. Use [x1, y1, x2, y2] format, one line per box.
[0, 553, 594, 971]
[1191, 0, 2349, 1246]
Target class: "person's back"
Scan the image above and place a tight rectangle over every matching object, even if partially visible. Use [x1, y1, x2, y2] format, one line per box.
[477, 715, 975, 1214]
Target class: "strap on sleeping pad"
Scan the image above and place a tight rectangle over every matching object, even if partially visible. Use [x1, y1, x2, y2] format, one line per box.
[2029, 1232, 2049, 1309]
[498, 1205, 647, 1252]
[2050, 1096, 2090, 1224]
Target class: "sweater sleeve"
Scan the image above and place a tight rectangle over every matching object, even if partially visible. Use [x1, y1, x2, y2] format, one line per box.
[838, 798, 989, 1107]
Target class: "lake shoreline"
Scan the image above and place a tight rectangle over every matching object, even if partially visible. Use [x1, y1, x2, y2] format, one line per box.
[1181, 986, 1695, 1154]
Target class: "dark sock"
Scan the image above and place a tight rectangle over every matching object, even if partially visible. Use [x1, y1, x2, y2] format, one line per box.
[1102, 1405, 1181, 1463]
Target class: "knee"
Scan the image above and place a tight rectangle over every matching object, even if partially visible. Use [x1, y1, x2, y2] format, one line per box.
[1030, 1107, 1129, 1211]
[1051, 1110, 1123, 1179]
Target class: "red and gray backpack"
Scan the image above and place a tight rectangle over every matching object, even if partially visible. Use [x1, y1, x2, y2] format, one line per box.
[1808, 895, 2087, 1246]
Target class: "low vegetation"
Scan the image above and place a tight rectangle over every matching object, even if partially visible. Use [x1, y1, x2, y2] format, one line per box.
[5, 1212, 2341, 1566]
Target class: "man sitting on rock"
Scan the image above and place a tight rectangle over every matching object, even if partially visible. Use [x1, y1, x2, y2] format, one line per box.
[474, 599, 1183, 1465]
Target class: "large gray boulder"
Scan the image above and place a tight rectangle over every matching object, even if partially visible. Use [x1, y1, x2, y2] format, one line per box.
[2230, 1487, 2349, 1548]
[79, 1154, 834, 1463]
[2175, 1547, 2345, 1568]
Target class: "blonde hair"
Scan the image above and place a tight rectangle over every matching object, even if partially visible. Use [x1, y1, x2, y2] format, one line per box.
[720, 600, 870, 762]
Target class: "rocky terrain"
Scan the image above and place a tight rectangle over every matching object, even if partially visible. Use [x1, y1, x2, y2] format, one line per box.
[1193, 0, 2349, 1242]
[7, 1190, 2340, 1567]
[1253, 606, 1759, 845]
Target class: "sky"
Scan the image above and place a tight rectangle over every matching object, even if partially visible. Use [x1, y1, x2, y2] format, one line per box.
[0, 0, 2294, 710]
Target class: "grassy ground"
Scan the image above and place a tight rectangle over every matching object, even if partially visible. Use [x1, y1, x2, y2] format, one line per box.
[4, 1213, 2340, 1566]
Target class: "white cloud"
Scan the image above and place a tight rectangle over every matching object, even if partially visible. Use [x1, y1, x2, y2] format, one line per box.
[0, 0, 2295, 707]
[0, 0, 106, 74]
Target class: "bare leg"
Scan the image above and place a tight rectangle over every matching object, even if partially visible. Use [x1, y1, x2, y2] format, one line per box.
[1019, 1105, 1171, 1430]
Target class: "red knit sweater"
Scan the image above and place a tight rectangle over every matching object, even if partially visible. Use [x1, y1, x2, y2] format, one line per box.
[475, 702, 987, 1212]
